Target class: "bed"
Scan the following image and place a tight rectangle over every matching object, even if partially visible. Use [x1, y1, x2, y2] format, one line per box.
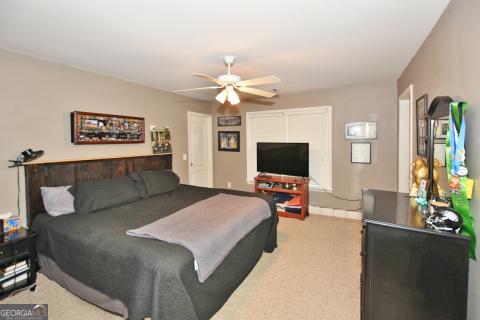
[25, 154, 278, 320]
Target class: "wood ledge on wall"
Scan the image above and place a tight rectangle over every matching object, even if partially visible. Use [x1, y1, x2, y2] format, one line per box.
[22, 153, 173, 165]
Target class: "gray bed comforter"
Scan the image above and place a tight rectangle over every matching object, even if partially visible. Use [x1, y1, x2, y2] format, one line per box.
[32, 184, 278, 320]
[127, 193, 272, 283]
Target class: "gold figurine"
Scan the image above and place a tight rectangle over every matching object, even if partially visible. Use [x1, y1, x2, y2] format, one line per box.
[409, 158, 443, 197]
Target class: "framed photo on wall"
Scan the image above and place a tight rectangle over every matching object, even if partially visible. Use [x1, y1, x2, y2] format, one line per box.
[150, 125, 172, 154]
[434, 143, 446, 167]
[218, 116, 241, 126]
[71, 111, 145, 144]
[345, 122, 377, 139]
[416, 94, 428, 157]
[351, 142, 371, 164]
[218, 131, 240, 152]
[434, 119, 449, 140]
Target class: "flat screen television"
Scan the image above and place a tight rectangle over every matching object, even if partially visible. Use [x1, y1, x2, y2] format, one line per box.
[257, 142, 309, 177]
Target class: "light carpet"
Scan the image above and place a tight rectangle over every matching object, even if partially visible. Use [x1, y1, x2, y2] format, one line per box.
[2, 215, 362, 320]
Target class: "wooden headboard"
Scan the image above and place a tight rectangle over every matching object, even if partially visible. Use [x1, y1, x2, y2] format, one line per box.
[24, 154, 173, 227]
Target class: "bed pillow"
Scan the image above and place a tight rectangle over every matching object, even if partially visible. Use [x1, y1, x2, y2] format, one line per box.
[40, 186, 75, 216]
[70, 176, 141, 214]
[130, 172, 149, 198]
[141, 170, 180, 197]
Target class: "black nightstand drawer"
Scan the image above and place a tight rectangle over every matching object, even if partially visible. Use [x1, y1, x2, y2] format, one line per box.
[0, 240, 28, 262]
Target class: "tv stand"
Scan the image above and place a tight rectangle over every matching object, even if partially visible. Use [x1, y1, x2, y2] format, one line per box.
[254, 174, 309, 220]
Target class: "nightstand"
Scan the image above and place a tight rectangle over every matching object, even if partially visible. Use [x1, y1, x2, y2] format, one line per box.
[0, 227, 38, 299]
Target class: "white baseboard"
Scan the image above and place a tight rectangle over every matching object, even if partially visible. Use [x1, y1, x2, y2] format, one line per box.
[308, 205, 362, 220]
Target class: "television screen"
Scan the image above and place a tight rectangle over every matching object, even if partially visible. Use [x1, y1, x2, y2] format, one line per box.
[257, 142, 309, 177]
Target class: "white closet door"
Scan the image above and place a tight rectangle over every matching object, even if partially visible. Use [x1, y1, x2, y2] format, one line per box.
[246, 112, 285, 182]
[286, 108, 332, 190]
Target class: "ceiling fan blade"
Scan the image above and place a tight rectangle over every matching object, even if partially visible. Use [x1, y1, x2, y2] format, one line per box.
[236, 76, 281, 87]
[236, 86, 277, 98]
[174, 86, 223, 93]
[193, 73, 225, 86]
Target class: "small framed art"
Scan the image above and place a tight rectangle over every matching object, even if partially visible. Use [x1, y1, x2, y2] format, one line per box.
[434, 119, 449, 140]
[218, 116, 241, 126]
[218, 131, 240, 152]
[351, 142, 371, 164]
[345, 122, 377, 139]
[434, 143, 446, 167]
[416, 94, 428, 156]
[150, 125, 172, 154]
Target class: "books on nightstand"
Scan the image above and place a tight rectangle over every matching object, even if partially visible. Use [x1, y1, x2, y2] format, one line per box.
[0, 260, 29, 282]
[1, 272, 28, 290]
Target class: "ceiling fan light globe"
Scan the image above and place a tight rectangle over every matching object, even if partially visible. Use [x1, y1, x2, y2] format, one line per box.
[215, 89, 228, 104]
[228, 95, 240, 105]
[226, 86, 240, 105]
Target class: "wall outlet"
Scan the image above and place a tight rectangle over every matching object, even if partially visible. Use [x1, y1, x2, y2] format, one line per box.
[182, 154, 187, 161]
[227, 182, 232, 189]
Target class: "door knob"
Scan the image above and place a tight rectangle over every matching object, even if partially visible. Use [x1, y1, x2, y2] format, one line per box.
[190, 163, 193, 167]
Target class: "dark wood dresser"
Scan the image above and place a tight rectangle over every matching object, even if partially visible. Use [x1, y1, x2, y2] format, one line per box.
[361, 189, 470, 320]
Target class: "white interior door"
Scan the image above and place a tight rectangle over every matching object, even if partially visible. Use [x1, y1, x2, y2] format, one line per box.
[188, 112, 213, 187]
[398, 85, 414, 193]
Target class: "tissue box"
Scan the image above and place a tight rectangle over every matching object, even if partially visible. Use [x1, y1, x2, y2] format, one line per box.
[0, 216, 20, 233]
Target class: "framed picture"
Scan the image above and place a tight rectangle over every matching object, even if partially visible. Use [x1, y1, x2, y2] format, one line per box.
[218, 131, 240, 152]
[150, 125, 172, 154]
[345, 122, 377, 139]
[218, 116, 241, 126]
[416, 94, 428, 156]
[351, 142, 371, 164]
[71, 111, 144, 144]
[434, 143, 446, 167]
[434, 119, 449, 140]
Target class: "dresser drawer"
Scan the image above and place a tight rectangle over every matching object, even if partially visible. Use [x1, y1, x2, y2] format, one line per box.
[0, 240, 28, 262]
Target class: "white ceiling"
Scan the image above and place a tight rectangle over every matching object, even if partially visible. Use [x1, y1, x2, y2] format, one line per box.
[0, 0, 449, 101]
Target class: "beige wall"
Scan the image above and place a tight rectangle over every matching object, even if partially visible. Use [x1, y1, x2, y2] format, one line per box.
[398, 0, 480, 318]
[0, 49, 210, 224]
[212, 82, 398, 210]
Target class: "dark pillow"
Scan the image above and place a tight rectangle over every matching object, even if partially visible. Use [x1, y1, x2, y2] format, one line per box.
[140, 170, 180, 197]
[130, 172, 149, 198]
[70, 176, 141, 214]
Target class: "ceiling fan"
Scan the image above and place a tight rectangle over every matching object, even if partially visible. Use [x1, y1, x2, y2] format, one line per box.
[174, 56, 281, 105]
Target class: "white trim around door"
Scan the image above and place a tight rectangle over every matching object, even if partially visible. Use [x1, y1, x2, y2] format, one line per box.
[397, 85, 414, 193]
[187, 111, 213, 188]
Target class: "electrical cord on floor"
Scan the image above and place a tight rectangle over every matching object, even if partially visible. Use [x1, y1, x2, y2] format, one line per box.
[17, 166, 20, 215]
[308, 175, 362, 211]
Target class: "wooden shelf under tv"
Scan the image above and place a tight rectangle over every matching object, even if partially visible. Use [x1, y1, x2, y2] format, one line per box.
[254, 174, 309, 221]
